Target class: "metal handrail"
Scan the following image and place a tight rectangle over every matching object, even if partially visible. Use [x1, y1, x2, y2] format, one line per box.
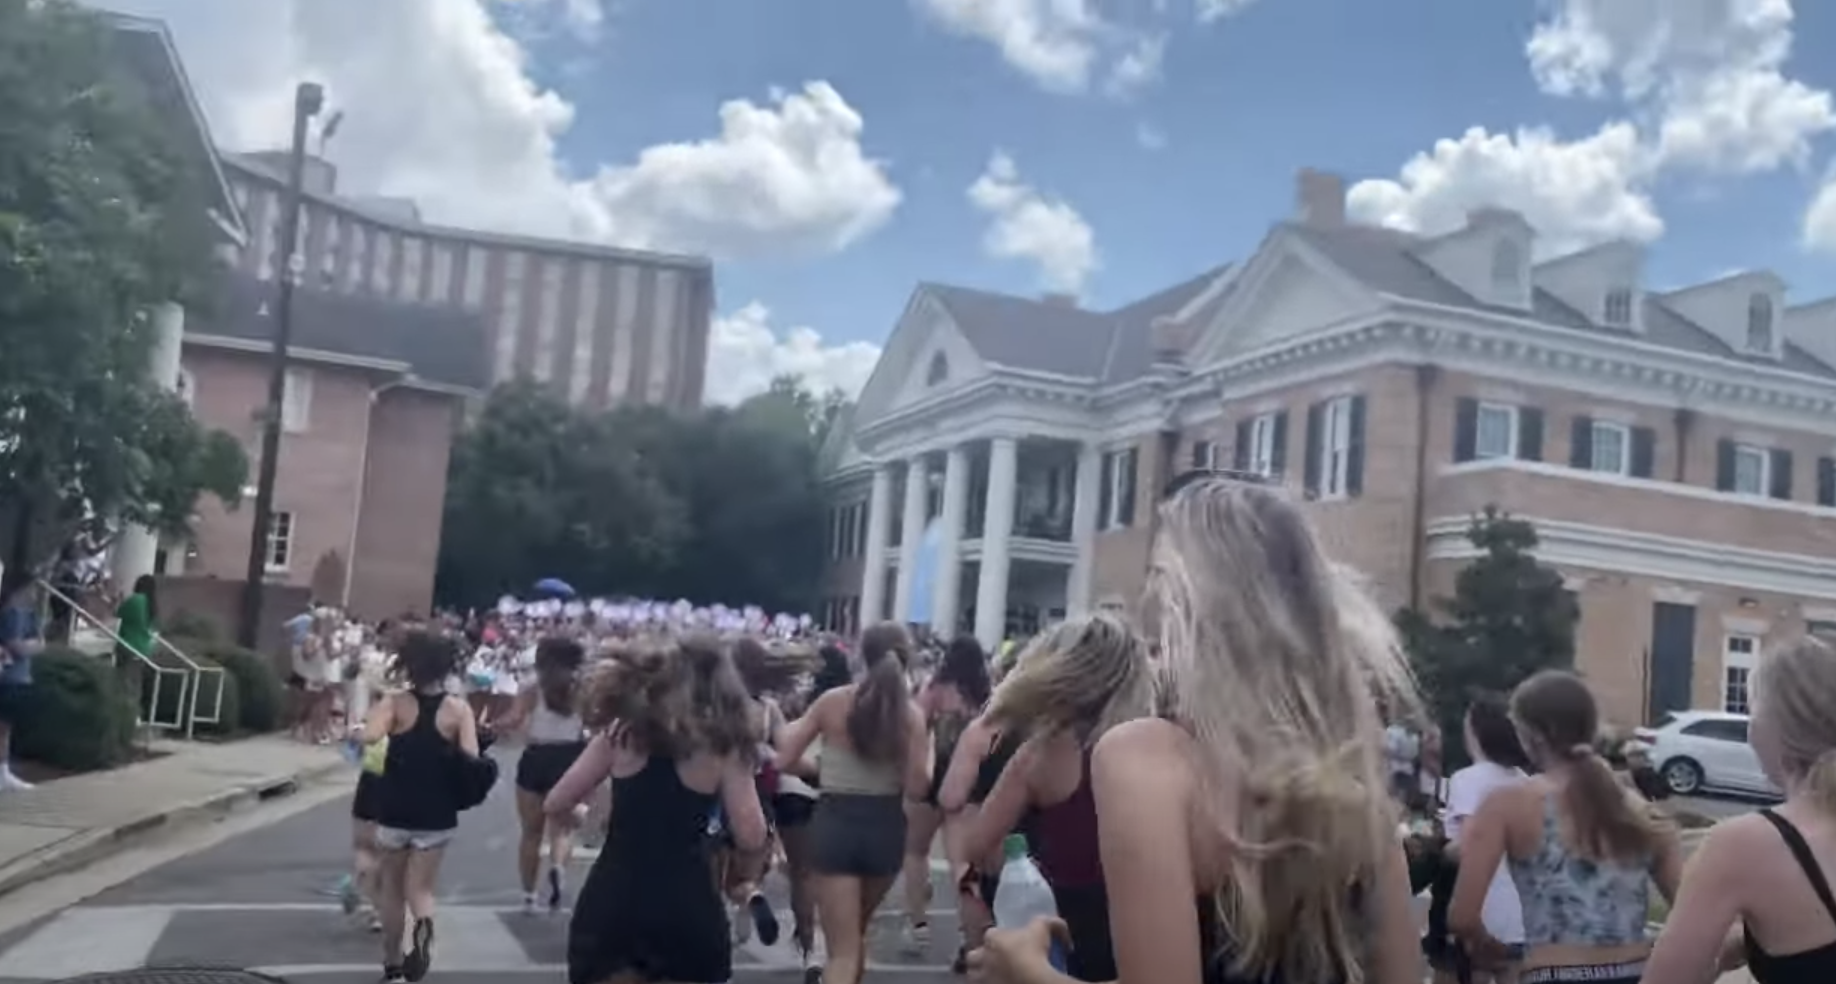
[158, 633, 226, 739]
[35, 579, 191, 735]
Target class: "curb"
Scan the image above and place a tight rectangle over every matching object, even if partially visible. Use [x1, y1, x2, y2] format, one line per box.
[0, 759, 347, 898]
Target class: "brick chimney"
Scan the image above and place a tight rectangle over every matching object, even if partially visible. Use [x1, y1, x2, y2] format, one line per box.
[1296, 168, 1346, 227]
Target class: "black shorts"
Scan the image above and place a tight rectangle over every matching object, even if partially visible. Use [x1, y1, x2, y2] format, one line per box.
[773, 793, 816, 829]
[808, 793, 905, 878]
[516, 741, 587, 796]
[352, 772, 383, 823]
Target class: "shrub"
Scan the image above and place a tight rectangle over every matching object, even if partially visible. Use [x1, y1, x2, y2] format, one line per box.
[11, 648, 139, 772]
[161, 609, 224, 643]
[171, 638, 283, 733]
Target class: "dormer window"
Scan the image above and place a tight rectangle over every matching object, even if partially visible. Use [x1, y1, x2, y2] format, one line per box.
[1746, 293, 1774, 352]
[1603, 288, 1634, 327]
[925, 352, 948, 386]
[1490, 239, 1523, 291]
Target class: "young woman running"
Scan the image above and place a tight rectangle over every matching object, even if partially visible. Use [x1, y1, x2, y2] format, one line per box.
[546, 634, 766, 984]
[722, 637, 793, 947]
[361, 631, 481, 983]
[904, 636, 992, 954]
[775, 622, 928, 984]
[498, 637, 588, 913]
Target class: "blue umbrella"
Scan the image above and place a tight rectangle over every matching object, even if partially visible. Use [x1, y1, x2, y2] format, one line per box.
[533, 577, 576, 598]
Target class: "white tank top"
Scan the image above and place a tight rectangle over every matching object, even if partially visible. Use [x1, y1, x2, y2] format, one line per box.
[527, 694, 583, 743]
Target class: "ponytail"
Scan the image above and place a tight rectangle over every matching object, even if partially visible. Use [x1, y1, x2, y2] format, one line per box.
[533, 637, 586, 716]
[1559, 744, 1661, 861]
[849, 623, 913, 763]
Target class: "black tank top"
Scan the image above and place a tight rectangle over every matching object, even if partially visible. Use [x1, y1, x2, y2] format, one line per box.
[374, 690, 461, 832]
[1744, 809, 1836, 984]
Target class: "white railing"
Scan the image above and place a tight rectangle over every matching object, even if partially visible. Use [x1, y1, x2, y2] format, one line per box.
[35, 579, 199, 737]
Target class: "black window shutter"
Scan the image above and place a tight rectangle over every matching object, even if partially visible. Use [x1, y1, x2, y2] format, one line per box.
[1233, 419, 1251, 471]
[1118, 448, 1138, 526]
[1097, 453, 1114, 528]
[1518, 407, 1545, 462]
[1302, 403, 1323, 496]
[1345, 396, 1368, 496]
[1818, 457, 1836, 507]
[1453, 397, 1478, 462]
[1569, 416, 1594, 468]
[1715, 439, 1736, 491]
[1769, 448, 1794, 500]
[1630, 427, 1656, 479]
[1270, 411, 1289, 477]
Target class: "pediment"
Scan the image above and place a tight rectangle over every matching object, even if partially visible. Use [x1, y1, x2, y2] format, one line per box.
[853, 289, 988, 428]
[1189, 232, 1382, 364]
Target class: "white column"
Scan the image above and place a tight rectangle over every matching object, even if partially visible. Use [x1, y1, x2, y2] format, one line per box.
[930, 445, 970, 636]
[858, 466, 894, 627]
[113, 301, 186, 590]
[974, 437, 1018, 649]
[1065, 443, 1102, 617]
[890, 456, 928, 623]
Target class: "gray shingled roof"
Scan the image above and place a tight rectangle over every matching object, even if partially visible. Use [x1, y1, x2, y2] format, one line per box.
[926, 222, 1836, 384]
[190, 272, 492, 391]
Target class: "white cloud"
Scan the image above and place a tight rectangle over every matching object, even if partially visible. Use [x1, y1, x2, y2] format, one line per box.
[914, 0, 1164, 96]
[1351, 0, 1832, 258]
[967, 152, 1098, 294]
[107, 0, 899, 406]
[1195, 0, 1258, 22]
[1526, 0, 1833, 174]
[1806, 171, 1836, 252]
[490, 0, 606, 43]
[1136, 122, 1168, 151]
[704, 303, 882, 405]
[1347, 124, 1662, 255]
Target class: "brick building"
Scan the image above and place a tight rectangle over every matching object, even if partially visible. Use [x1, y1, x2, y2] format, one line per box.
[818, 170, 1836, 727]
[168, 273, 490, 621]
[219, 152, 713, 412]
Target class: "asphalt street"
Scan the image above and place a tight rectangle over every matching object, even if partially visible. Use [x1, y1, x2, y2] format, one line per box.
[0, 743, 963, 984]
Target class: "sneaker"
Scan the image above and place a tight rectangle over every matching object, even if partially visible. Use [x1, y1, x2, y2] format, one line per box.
[802, 943, 822, 984]
[730, 902, 752, 945]
[380, 965, 406, 983]
[521, 893, 538, 916]
[747, 892, 780, 947]
[366, 911, 383, 933]
[0, 768, 33, 791]
[402, 916, 434, 982]
[546, 866, 565, 911]
[902, 921, 931, 955]
[337, 875, 360, 916]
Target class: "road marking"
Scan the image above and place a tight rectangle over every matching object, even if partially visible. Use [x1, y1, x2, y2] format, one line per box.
[436, 904, 530, 973]
[0, 906, 173, 978]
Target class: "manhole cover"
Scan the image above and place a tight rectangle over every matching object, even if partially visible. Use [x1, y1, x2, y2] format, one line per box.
[50, 969, 288, 984]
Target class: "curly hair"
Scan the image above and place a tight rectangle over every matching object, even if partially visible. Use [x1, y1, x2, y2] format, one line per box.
[582, 633, 756, 758]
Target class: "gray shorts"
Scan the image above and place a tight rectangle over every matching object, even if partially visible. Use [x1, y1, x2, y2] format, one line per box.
[374, 826, 455, 851]
[809, 793, 905, 879]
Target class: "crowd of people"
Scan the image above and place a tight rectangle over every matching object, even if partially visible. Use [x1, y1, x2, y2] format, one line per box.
[295, 472, 1836, 984]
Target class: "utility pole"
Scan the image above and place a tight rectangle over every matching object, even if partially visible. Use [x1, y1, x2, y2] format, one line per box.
[237, 82, 324, 649]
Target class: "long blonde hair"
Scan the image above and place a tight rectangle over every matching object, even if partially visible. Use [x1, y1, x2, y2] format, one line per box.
[1149, 478, 1419, 984]
[987, 613, 1153, 741]
[1755, 633, 1836, 813]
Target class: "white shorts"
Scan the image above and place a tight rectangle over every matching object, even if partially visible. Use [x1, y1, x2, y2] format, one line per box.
[373, 826, 455, 851]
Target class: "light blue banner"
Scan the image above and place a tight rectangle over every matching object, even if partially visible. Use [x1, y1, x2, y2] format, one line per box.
[906, 517, 941, 626]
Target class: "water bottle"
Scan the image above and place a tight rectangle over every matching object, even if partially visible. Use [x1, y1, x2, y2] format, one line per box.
[991, 833, 1067, 972]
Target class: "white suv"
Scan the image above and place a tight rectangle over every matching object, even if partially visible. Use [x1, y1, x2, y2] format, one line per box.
[1632, 710, 1782, 799]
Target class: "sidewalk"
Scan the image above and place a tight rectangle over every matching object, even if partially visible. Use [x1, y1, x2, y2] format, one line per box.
[0, 736, 345, 896]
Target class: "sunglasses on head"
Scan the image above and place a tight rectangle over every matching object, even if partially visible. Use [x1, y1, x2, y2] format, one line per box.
[1159, 466, 1278, 501]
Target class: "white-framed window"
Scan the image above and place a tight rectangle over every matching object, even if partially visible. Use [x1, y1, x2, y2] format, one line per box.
[1100, 448, 1137, 531]
[1589, 420, 1629, 475]
[1723, 634, 1759, 714]
[1248, 413, 1279, 476]
[1603, 287, 1634, 327]
[264, 511, 296, 574]
[1732, 443, 1769, 496]
[1475, 402, 1518, 459]
[1490, 239, 1522, 291]
[175, 368, 196, 410]
[1189, 439, 1216, 471]
[1319, 396, 1354, 497]
[281, 367, 313, 433]
[1747, 293, 1774, 352]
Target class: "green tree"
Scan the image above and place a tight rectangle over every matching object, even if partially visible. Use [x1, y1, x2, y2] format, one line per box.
[434, 381, 685, 607]
[0, 0, 246, 575]
[1397, 505, 1580, 764]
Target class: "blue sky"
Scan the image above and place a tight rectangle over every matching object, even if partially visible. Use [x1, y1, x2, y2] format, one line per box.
[126, 0, 1836, 401]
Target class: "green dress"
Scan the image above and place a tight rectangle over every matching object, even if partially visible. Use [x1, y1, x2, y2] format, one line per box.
[115, 593, 153, 659]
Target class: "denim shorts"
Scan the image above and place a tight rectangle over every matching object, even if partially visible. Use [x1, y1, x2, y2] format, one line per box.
[373, 826, 455, 851]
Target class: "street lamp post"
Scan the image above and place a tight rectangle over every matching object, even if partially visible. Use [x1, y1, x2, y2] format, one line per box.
[236, 81, 324, 649]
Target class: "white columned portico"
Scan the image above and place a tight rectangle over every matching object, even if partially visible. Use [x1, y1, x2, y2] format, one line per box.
[1065, 443, 1102, 617]
[973, 436, 1018, 649]
[930, 444, 969, 636]
[113, 301, 186, 591]
[858, 465, 894, 627]
[890, 456, 928, 623]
